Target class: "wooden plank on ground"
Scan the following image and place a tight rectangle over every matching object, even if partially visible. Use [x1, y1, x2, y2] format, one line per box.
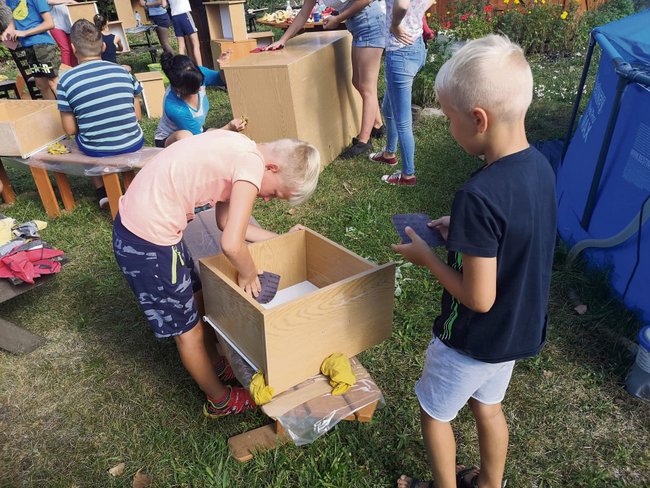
[0, 317, 46, 354]
[228, 423, 290, 463]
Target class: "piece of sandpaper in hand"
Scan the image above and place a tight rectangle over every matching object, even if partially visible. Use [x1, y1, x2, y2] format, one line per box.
[256, 271, 281, 304]
[392, 213, 445, 247]
[249, 47, 264, 53]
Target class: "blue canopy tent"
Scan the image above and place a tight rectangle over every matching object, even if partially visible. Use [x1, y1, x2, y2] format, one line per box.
[557, 10, 650, 323]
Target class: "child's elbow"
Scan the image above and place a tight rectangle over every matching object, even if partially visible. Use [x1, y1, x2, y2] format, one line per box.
[467, 295, 495, 314]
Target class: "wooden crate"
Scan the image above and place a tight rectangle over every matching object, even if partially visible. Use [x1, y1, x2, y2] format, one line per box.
[203, 0, 248, 42]
[0, 100, 64, 158]
[200, 228, 395, 394]
[67, 1, 98, 24]
[210, 38, 256, 65]
[222, 31, 362, 167]
[135, 71, 165, 118]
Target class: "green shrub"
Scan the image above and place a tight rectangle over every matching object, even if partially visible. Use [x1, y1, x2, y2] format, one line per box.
[412, 37, 455, 108]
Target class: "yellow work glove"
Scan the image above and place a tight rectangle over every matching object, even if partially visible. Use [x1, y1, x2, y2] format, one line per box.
[249, 370, 274, 405]
[0, 218, 14, 245]
[320, 353, 356, 395]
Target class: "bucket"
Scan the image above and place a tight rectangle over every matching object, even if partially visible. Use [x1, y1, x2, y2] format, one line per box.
[625, 325, 650, 400]
[148, 63, 169, 84]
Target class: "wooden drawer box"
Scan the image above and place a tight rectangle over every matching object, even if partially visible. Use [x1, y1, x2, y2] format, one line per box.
[200, 228, 395, 394]
[222, 31, 362, 167]
[0, 100, 64, 158]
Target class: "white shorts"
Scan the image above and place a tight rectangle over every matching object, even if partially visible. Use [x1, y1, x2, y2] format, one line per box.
[415, 337, 515, 422]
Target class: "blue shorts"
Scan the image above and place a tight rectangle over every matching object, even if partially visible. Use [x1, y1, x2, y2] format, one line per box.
[172, 12, 197, 37]
[345, 0, 386, 49]
[150, 13, 171, 29]
[415, 338, 515, 422]
[113, 213, 202, 339]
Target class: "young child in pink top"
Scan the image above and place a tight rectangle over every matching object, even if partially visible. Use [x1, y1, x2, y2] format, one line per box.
[113, 130, 320, 417]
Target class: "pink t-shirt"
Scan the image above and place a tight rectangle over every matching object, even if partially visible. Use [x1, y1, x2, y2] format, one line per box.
[119, 130, 265, 246]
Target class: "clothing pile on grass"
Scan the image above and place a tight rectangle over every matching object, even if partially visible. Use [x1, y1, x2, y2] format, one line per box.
[0, 215, 65, 285]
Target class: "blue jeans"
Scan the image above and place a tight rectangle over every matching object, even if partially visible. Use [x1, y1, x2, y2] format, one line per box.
[382, 37, 426, 176]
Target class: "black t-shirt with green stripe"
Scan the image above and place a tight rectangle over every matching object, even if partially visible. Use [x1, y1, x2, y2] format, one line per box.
[433, 147, 557, 363]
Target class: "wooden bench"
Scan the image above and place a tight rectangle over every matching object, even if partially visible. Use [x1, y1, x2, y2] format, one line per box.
[1, 140, 162, 220]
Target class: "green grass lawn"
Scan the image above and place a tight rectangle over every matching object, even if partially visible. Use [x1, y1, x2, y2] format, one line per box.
[1, 37, 649, 487]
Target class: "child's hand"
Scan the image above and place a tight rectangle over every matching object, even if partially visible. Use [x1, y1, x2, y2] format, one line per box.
[429, 216, 450, 241]
[391, 227, 435, 267]
[227, 118, 247, 132]
[238, 271, 261, 298]
[287, 224, 305, 233]
[323, 15, 341, 30]
[263, 40, 285, 51]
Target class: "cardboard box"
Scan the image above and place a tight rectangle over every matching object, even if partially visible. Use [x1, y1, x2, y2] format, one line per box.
[203, 0, 248, 41]
[0, 100, 64, 158]
[200, 228, 395, 394]
[223, 31, 362, 167]
[135, 71, 165, 118]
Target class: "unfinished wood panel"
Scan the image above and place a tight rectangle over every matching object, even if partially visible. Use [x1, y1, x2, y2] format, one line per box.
[30, 167, 60, 217]
[67, 1, 98, 24]
[0, 159, 16, 204]
[0, 100, 64, 158]
[201, 228, 395, 394]
[135, 71, 165, 118]
[228, 423, 289, 462]
[115, 0, 137, 28]
[223, 32, 361, 167]
[209, 38, 256, 66]
[53, 172, 75, 212]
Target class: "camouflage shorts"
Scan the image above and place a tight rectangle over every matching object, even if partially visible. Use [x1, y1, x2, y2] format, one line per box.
[23, 43, 61, 78]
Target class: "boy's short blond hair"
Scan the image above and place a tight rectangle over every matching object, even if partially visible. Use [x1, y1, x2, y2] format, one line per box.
[266, 139, 321, 205]
[435, 34, 533, 122]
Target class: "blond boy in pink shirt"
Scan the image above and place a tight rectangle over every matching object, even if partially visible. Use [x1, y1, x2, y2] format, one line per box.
[113, 130, 320, 417]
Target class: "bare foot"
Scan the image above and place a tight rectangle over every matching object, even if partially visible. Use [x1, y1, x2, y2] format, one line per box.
[216, 48, 233, 68]
[456, 465, 480, 488]
[396, 474, 434, 488]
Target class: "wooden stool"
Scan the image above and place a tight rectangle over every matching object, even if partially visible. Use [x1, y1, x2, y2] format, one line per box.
[0, 159, 17, 204]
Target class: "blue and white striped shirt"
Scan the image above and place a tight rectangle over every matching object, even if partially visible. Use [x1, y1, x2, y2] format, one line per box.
[57, 60, 144, 155]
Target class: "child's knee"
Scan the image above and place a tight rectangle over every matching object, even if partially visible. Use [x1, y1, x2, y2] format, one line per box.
[469, 397, 503, 420]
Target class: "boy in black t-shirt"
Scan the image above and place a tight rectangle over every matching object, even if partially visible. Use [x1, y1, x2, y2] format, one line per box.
[394, 35, 556, 488]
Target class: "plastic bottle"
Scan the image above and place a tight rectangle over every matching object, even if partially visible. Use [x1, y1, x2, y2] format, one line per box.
[135, 11, 142, 27]
[285, 0, 292, 12]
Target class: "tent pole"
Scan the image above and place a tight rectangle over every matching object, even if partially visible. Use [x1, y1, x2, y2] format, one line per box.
[561, 35, 596, 164]
[580, 73, 629, 231]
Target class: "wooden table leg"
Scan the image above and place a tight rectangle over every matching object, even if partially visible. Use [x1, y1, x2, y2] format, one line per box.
[102, 173, 123, 220]
[0, 159, 17, 204]
[122, 170, 136, 191]
[29, 167, 60, 218]
[53, 172, 75, 212]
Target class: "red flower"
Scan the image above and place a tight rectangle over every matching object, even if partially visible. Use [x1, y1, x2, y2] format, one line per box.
[459, 13, 471, 21]
[484, 5, 493, 13]
[443, 21, 452, 29]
